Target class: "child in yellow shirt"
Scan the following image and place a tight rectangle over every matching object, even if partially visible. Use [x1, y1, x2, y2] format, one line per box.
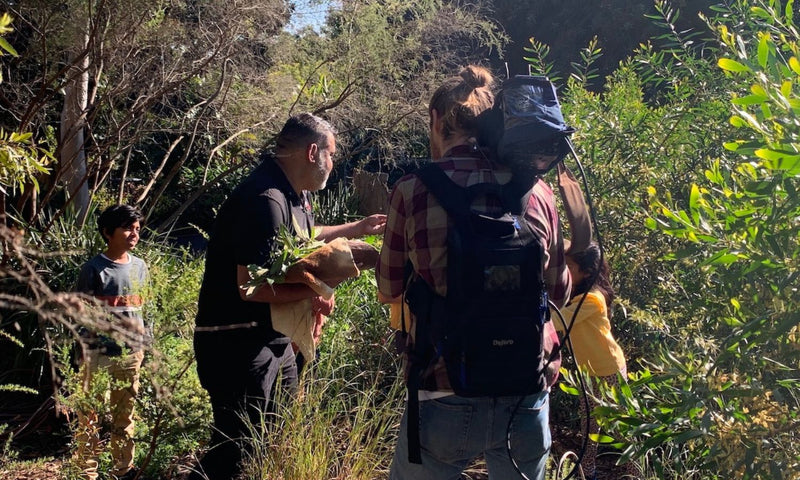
[557, 242, 636, 479]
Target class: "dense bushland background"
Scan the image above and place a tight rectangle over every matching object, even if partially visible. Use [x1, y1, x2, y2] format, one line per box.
[1, 0, 798, 479]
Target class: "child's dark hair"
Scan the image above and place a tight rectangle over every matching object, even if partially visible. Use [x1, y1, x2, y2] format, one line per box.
[97, 204, 144, 243]
[568, 242, 614, 310]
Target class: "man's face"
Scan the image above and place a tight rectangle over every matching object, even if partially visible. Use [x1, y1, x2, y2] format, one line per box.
[310, 132, 336, 191]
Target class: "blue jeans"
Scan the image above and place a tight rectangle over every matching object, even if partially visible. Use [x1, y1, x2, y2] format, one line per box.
[390, 391, 551, 480]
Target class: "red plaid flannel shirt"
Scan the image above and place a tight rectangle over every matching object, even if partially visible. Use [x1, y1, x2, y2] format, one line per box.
[376, 146, 571, 392]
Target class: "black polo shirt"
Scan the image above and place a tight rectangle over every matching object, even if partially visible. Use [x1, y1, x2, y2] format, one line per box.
[195, 155, 314, 337]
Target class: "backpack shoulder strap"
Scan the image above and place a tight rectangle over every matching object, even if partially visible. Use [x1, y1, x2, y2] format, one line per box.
[415, 163, 516, 218]
[414, 163, 471, 221]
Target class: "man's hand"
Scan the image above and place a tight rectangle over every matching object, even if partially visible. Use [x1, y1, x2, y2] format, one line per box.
[312, 312, 326, 344]
[311, 295, 333, 345]
[311, 294, 335, 316]
[357, 214, 387, 236]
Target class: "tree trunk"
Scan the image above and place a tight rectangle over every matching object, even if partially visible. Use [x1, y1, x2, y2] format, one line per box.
[59, 27, 91, 226]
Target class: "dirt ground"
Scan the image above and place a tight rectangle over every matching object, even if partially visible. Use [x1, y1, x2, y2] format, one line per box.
[0, 460, 63, 480]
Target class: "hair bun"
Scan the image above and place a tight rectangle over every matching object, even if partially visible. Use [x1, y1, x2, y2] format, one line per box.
[460, 65, 493, 90]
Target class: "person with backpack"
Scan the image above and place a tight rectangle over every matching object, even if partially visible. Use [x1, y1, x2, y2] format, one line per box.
[376, 65, 571, 480]
[556, 242, 636, 479]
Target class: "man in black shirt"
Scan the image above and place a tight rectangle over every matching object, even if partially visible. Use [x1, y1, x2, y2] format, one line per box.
[190, 113, 386, 480]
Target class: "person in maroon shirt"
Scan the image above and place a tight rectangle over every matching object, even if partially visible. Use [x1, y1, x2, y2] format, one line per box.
[377, 65, 571, 480]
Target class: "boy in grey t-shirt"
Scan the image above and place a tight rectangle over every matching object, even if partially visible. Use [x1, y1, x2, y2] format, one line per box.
[73, 204, 148, 480]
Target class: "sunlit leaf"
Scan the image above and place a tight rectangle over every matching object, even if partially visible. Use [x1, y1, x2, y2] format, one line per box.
[732, 94, 767, 106]
[749, 6, 771, 19]
[705, 252, 740, 266]
[781, 81, 792, 100]
[718, 58, 751, 73]
[0, 37, 17, 57]
[757, 33, 769, 68]
[723, 316, 744, 326]
[589, 433, 617, 444]
[559, 383, 579, 396]
[750, 84, 768, 97]
[790, 56, 800, 75]
[689, 183, 700, 225]
[11, 132, 33, 143]
[756, 150, 800, 174]
[760, 102, 773, 119]
[737, 110, 762, 129]
[755, 148, 800, 161]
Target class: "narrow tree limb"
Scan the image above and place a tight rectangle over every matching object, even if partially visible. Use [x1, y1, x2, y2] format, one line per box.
[201, 118, 272, 185]
[136, 135, 185, 205]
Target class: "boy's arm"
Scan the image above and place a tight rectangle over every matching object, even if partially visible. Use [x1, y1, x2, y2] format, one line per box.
[139, 260, 153, 342]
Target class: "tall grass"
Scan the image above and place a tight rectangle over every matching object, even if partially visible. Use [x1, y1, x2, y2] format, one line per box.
[242, 363, 403, 480]
[241, 272, 403, 479]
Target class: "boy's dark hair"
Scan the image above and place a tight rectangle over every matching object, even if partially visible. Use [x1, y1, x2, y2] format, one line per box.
[97, 204, 144, 243]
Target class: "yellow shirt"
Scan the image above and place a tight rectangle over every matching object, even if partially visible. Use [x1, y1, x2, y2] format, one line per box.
[389, 302, 411, 331]
[553, 289, 626, 377]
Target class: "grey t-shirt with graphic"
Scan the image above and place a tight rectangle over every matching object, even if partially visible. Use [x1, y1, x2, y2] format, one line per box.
[76, 253, 149, 356]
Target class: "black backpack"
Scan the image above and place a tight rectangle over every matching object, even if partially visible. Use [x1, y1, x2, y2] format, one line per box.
[402, 163, 550, 463]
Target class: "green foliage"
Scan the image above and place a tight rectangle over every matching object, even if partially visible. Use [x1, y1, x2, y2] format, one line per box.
[317, 271, 396, 383]
[291, 0, 506, 167]
[580, 1, 800, 478]
[0, 13, 18, 68]
[242, 272, 402, 480]
[522, 37, 562, 82]
[244, 221, 326, 294]
[570, 36, 603, 86]
[314, 181, 359, 226]
[0, 128, 53, 195]
[0, 16, 52, 197]
[242, 365, 402, 480]
[561, 58, 730, 349]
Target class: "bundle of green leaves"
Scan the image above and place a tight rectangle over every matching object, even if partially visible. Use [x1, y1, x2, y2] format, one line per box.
[243, 220, 325, 297]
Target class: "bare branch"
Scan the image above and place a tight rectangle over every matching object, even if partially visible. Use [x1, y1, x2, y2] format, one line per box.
[136, 135, 185, 205]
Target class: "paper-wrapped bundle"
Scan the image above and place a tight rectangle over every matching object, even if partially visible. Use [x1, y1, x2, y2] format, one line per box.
[271, 237, 379, 360]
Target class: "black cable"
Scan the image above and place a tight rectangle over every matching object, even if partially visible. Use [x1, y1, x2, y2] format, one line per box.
[551, 299, 593, 480]
[506, 302, 592, 480]
[506, 138, 607, 480]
